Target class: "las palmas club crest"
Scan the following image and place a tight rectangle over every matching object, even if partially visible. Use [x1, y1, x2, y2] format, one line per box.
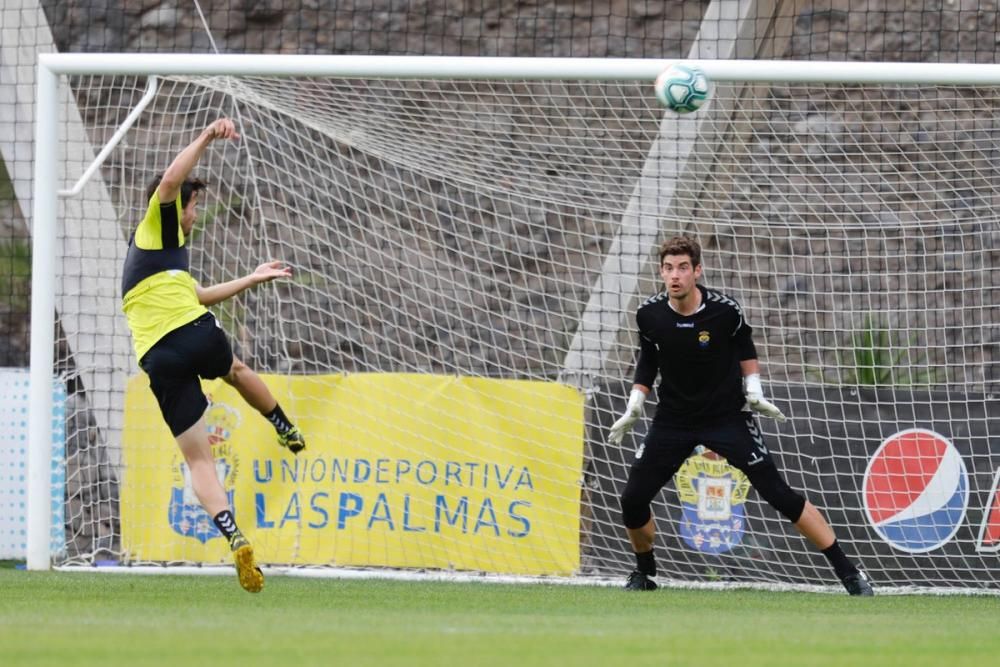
[168, 398, 242, 543]
[675, 446, 751, 555]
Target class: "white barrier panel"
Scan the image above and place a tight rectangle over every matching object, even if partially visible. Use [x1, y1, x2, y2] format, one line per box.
[0, 368, 65, 559]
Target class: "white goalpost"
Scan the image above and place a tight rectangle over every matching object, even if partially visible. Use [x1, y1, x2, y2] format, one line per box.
[30, 53, 1000, 593]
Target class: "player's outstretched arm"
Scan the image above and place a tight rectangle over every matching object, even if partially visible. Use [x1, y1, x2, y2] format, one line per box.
[609, 385, 650, 445]
[158, 118, 240, 203]
[196, 261, 292, 307]
[740, 359, 786, 421]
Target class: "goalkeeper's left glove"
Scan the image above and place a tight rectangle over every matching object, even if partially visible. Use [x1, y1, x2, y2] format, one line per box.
[609, 388, 647, 445]
[743, 373, 786, 422]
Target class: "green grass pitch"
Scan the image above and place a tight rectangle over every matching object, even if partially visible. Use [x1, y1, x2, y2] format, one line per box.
[1, 568, 997, 666]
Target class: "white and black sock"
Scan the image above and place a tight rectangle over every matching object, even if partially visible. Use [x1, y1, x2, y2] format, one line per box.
[264, 403, 293, 435]
[212, 509, 243, 545]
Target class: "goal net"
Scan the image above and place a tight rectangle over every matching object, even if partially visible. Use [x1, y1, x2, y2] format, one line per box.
[33, 56, 1000, 592]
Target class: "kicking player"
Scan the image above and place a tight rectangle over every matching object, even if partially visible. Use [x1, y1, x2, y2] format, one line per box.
[121, 118, 304, 592]
[610, 235, 873, 596]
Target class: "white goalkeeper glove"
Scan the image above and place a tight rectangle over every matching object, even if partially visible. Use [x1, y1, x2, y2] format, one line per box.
[609, 388, 647, 445]
[743, 373, 786, 422]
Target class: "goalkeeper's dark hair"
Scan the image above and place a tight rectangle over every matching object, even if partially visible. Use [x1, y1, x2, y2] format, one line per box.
[659, 235, 701, 267]
[144, 175, 207, 209]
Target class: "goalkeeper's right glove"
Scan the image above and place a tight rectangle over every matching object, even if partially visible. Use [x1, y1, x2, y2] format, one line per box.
[609, 388, 647, 445]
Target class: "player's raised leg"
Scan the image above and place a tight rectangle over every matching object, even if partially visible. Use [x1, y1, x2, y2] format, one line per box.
[175, 416, 264, 593]
[223, 355, 306, 454]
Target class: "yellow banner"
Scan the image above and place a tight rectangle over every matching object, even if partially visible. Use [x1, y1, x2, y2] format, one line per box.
[122, 373, 584, 575]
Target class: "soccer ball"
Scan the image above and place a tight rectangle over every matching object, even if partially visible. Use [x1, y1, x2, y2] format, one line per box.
[654, 64, 710, 114]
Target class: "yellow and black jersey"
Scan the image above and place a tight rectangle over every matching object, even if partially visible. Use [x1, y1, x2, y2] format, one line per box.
[121, 190, 207, 361]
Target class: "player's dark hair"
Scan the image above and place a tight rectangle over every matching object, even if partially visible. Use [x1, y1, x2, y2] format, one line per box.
[144, 175, 207, 209]
[659, 236, 701, 267]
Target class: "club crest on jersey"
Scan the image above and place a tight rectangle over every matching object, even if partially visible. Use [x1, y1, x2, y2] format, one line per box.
[168, 399, 243, 543]
[863, 428, 969, 553]
[675, 447, 750, 555]
[698, 331, 711, 348]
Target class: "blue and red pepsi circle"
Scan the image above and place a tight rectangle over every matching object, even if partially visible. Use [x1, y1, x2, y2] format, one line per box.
[862, 428, 969, 553]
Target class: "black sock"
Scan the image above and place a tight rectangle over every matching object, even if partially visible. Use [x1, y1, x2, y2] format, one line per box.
[212, 510, 243, 545]
[264, 403, 293, 434]
[822, 540, 857, 580]
[635, 549, 656, 577]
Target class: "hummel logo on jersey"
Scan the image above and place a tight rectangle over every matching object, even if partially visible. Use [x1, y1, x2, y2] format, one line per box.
[676, 322, 694, 328]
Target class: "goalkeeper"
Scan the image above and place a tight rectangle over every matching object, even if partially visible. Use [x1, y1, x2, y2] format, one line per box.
[121, 118, 305, 593]
[610, 236, 873, 596]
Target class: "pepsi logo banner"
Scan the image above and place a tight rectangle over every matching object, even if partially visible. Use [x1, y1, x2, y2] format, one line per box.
[863, 429, 969, 553]
[975, 468, 1000, 553]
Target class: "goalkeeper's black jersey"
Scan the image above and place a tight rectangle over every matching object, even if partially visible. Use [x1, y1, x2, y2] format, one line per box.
[632, 284, 757, 426]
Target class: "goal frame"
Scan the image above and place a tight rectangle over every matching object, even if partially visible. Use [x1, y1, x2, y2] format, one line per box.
[28, 52, 1000, 570]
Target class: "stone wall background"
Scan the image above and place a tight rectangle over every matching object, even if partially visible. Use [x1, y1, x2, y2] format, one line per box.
[4, 1, 1000, 564]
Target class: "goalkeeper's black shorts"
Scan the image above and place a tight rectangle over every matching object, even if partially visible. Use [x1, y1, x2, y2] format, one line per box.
[631, 412, 773, 476]
[139, 312, 234, 437]
[621, 412, 806, 526]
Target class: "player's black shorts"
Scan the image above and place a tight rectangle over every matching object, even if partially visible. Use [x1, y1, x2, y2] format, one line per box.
[138, 312, 234, 437]
[632, 412, 774, 479]
[621, 412, 806, 525]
